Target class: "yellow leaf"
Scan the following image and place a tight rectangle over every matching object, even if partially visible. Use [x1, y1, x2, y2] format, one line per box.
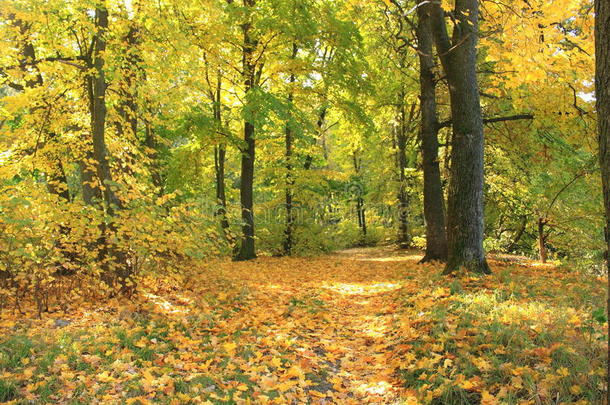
[97, 371, 113, 383]
[285, 365, 303, 379]
[481, 391, 499, 405]
[270, 357, 282, 368]
[223, 342, 237, 355]
[142, 369, 155, 383]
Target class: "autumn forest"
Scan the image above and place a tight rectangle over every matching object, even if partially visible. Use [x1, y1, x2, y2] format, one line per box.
[0, 0, 609, 403]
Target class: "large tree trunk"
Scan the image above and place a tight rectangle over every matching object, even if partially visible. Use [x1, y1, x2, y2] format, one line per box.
[430, 0, 490, 274]
[235, 0, 258, 260]
[594, 2, 609, 401]
[417, 4, 448, 263]
[283, 44, 298, 255]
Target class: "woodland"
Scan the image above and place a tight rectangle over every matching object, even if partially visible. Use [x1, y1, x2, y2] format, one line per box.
[0, 0, 609, 404]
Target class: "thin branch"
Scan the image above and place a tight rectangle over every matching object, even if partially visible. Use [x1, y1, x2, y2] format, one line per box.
[437, 113, 534, 129]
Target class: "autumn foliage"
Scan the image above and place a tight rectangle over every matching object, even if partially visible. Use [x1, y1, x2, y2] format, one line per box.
[0, 0, 607, 403]
[0, 248, 606, 404]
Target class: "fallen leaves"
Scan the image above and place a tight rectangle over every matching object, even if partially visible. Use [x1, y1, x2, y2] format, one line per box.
[0, 247, 605, 404]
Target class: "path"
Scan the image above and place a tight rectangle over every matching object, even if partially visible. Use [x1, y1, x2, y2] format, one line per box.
[216, 246, 423, 404]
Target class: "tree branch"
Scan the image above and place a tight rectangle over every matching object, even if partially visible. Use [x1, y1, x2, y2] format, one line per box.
[437, 113, 534, 129]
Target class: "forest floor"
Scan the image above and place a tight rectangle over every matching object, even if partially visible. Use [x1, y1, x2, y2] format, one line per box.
[0, 247, 607, 404]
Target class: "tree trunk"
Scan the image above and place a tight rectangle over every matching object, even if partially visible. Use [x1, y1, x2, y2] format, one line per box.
[507, 215, 528, 252]
[594, 2, 609, 399]
[236, 120, 256, 260]
[352, 153, 367, 238]
[46, 159, 71, 201]
[235, 0, 258, 260]
[91, 6, 122, 214]
[537, 217, 548, 263]
[417, 4, 448, 263]
[116, 24, 140, 141]
[283, 44, 298, 255]
[90, 5, 129, 287]
[214, 144, 229, 229]
[430, 0, 490, 274]
[144, 120, 163, 194]
[212, 74, 230, 234]
[304, 106, 327, 170]
[9, 16, 73, 202]
[395, 98, 411, 248]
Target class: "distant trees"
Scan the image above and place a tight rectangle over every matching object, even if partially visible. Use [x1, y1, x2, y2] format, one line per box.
[0, 0, 602, 290]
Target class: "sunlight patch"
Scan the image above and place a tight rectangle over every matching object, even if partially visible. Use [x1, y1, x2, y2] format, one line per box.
[143, 292, 191, 315]
[323, 282, 402, 296]
[354, 255, 421, 263]
[358, 380, 392, 395]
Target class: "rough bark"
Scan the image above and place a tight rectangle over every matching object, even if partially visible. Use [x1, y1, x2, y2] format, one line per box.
[594, 1, 610, 400]
[417, 4, 448, 263]
[235, 0, 258, 260]
[430, 0, 490, 274]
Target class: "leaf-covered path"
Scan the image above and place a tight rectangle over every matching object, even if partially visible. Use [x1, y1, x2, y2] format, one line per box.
[202, 246, 415, 404]
[244, 247, 410, 404]
[0, 247, 606, 404]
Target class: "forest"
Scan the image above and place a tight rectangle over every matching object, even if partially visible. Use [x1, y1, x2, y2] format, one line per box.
[0, 0, 609, 403]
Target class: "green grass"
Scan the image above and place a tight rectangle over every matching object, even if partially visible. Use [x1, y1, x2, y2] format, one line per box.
[0, 379, 18, 402]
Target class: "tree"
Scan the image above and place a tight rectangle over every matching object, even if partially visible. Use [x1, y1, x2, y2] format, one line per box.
[283, 44, 298, 255]
[429, 0, 490, 274]
[234, 0, 261, 261]
[416, 3, 447, 263]
[594, 0, 609, 400]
